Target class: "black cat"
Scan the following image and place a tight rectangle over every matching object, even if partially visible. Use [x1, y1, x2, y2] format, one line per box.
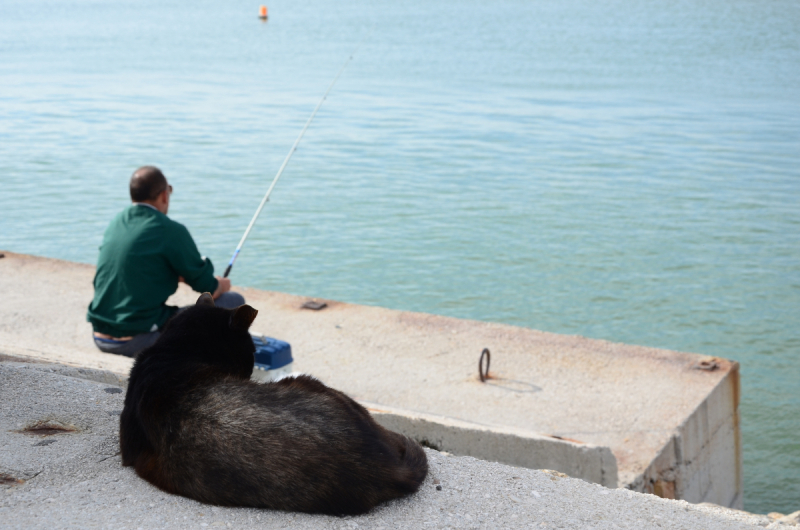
[120, 293, 428, 515]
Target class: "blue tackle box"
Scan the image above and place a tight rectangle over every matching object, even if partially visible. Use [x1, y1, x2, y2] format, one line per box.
[250, 333, 293, 381]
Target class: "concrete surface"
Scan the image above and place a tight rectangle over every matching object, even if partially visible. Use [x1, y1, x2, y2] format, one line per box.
[0, 361, 774, 530]
[365, 402, 617, 488]
[0, 251, 741, 506]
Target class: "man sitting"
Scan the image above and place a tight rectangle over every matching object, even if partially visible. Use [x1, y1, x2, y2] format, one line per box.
[87, 166, 245, 357]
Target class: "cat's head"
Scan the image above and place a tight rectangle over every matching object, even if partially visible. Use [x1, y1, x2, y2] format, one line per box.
[194, 292, 258, 332]
[156, 293, 258, 378]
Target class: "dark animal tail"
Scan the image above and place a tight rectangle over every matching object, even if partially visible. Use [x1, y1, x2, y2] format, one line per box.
[396, 435, 429, 493]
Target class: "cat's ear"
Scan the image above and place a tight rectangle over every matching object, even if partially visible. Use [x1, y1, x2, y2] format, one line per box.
[230, 305, 258, 330]
[197, 293, 215, 307]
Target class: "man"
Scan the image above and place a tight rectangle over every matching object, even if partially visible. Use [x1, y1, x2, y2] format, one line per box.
[87, 166, 245, 357]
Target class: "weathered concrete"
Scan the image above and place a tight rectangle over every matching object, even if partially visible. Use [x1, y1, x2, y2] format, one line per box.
[0, 360, 772, 530]
[0, 251, 742, 507]
[365, 402, 617, 488]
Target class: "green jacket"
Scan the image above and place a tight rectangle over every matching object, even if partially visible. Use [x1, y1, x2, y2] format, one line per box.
[87, 204, 218, 336]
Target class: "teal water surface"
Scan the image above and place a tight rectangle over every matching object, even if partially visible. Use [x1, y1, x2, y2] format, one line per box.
[1, 0, 798, 513]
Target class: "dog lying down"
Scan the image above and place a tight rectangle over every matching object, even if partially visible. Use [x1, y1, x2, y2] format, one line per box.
[120, 293, 428, 515]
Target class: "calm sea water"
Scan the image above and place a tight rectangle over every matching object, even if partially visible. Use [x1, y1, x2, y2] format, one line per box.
[1, 0, 798, 513]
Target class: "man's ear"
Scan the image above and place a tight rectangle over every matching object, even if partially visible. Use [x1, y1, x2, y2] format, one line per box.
[230, 305, 258, 330]
[197, 293, 215, 307]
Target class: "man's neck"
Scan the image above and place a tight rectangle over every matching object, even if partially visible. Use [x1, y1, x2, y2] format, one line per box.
[133, 202, 160, 212]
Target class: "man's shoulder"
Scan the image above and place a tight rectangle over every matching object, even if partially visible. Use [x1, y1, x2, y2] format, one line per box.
[106, 205, 143, 232]
[111, 204, 194, 242]
[162, 214, 190, 234]
[152, 214, 196, 247]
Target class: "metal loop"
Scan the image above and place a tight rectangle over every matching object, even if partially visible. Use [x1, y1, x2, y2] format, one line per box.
[479, 348, 491, 382]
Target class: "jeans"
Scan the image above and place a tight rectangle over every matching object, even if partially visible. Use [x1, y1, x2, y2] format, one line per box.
[92, 291, 246, 358]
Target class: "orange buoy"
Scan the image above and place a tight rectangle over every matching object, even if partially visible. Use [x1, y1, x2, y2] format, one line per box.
[259, 5, 268, 19]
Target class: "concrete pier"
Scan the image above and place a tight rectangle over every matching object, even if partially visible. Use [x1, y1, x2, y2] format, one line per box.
[0, 251, 742, 510]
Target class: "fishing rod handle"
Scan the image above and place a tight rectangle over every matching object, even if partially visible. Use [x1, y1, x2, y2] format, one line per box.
[223, 249, 240, 278]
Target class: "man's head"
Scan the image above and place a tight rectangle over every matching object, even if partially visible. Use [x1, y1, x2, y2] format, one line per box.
[130, 166, 172, 214]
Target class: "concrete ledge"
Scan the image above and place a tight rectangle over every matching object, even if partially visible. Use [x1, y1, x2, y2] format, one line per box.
[628, 361, 742, 508]
[365, 401, 618, 488]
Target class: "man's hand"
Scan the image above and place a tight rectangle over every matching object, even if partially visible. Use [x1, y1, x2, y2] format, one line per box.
[212, 276, 231, 300]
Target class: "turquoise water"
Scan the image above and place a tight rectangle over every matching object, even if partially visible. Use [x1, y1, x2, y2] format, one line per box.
[1, 0, 799, 513]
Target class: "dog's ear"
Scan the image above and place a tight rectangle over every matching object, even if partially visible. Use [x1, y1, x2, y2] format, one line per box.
[230, 305, 258, 330]
[196, 293, 215, 307]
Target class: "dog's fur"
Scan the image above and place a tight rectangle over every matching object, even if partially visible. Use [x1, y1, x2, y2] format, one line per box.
[120, 293, 428, 515]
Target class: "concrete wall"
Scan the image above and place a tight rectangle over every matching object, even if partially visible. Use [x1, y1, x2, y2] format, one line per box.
[364, 401, 619, 488]
[367, 363, 741, 507]
[626, 362, 742, 508]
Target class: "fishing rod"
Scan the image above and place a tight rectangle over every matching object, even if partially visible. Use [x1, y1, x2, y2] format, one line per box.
[223, 42, 364, 278]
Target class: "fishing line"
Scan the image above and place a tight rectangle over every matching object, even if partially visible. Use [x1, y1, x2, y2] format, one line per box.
[223, 37, 367, 278]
